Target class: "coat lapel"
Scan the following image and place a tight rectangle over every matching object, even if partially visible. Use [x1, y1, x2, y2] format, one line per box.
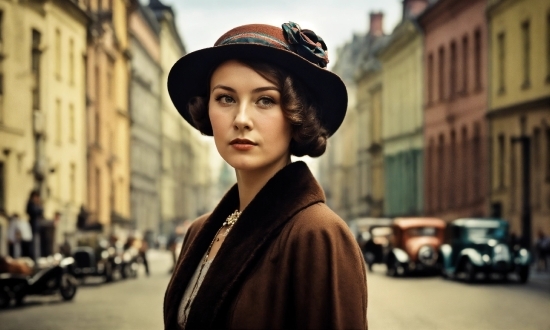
[164, 161, 325, 329]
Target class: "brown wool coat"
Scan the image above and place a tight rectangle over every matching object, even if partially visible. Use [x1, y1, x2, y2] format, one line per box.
[163, 162, 368, 329]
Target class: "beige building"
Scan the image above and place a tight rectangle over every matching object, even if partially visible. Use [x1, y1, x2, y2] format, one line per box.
[0, 0, 89, 250]
[149, 0, 212, 235]
[86, 0, 132, 235]
[487, 0, 550, 244]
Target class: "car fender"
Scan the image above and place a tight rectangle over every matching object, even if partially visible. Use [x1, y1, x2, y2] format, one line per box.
[392, 248, 410, 263]
[459, 248, 483, 267]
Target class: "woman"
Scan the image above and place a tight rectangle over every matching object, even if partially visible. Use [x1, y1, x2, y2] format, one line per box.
[164, 22, 368, 329]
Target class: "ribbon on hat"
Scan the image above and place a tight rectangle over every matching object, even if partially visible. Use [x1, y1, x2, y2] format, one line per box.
[282, 22, 329, 68]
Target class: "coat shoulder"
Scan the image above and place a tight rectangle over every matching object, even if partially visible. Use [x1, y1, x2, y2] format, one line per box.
[290, 202, 352, 236]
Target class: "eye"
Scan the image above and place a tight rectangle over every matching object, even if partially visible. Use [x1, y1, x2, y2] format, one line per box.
[215, 94, 235, 105]
[257, 96, 276, 109]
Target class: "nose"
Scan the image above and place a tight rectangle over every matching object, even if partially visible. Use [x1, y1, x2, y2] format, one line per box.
[233, 102, 253, 131]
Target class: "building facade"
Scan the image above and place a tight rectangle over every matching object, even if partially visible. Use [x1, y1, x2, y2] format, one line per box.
[86, 0, 132, 234]
[487, 0, 550, 244]
[0, 0, 89, 250]
[419, 0, 489, 221]
[379, 0, 428, 217]
[129, 2, 162, 243]
[320, 12, 387, 220]
[149, 0, 212, 235]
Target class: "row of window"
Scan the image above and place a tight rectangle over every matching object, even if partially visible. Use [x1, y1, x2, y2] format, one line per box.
[427, 28, 482, 104]
[426, 123, 483, 213]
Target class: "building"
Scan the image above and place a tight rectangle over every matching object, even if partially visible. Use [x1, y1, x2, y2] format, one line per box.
[129, 2, 162, 244]
[487, 0, 550, 244]
[419, 0, 490, 221]
[0, 0, 89, 250]
[320, 12, 388, 220]
[378, 0, 429, 217]
[149, 0, 212, 235]
[86, 0, 132, 235]
[355, 26, 390, 218]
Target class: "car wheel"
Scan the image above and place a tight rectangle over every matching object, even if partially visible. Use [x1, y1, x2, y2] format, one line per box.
[0, 288, 10, 309]
[464, 260, 476, 283]
[517, 266, 529, 284]
[60, 274, 78, 301]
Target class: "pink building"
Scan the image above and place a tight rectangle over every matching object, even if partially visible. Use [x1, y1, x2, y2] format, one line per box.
[419, 0, 489, 221]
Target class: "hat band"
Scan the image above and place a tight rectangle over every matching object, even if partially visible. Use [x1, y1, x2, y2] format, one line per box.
[217, 32, 291, 51]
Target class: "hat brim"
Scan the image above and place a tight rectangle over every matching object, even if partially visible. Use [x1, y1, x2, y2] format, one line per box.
[167, 43, 347, 137]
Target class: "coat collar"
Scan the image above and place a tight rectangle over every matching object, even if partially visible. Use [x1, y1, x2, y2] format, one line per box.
[164, 161, 325, 329]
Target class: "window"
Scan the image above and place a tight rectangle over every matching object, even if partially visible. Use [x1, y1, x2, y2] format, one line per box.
[521, 21, 531, 88]
[461, 127, 468, 205]
[69, 39, 74, 85]
[449, 130, 456, 207]
[450, 41, 457, 98]
[462, 36, 469, 93]
[107, 59, 114, 100]
[438, 134, 445, 210]
[56, 99, 62, 145]
[474, 29, 482, 90]
[95, 167, 101, 212]
[0, 11, 3, 44]
[55, 29, 61, 80]
[70, 164, 76, 203]
[497, 32, 505, 93]
[473, 123, 481, 199]
[498, 134, 505, 188]
[547, 13, 550, 82]
[438, 46, 445, 101]
[69, 103, 75, 142]
[0, 162, 4, 212]
[428, 53, 434, 103]
[95, 112, 100, 145]
[32, 30, 41, 111]
[546, 128, 550, 182]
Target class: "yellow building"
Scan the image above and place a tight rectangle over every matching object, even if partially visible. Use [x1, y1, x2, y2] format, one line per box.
[86, 0, 131, 235]
[0, 0, 89, 249]
[487, 0, 550, 243]
[378, 18, 424, 217]
[356, 57, 386, 217]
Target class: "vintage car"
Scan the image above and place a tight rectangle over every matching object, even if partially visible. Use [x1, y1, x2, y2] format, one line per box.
[439, 218, 530, 283]
[385, 217, 446, 276]
[348, 217, 394, 270]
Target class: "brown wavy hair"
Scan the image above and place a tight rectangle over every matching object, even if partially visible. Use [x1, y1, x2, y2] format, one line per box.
[188, 59, 328, 157]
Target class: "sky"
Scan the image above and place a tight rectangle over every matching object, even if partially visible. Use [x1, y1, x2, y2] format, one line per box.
[162, 0, 403, 67]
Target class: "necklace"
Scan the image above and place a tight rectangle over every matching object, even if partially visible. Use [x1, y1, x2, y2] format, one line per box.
[181, 209, 242, 325]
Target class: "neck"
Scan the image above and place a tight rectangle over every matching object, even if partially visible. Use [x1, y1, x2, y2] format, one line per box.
[235, 157, 291, 211]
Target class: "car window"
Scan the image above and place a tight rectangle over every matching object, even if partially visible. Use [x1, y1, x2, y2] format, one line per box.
[466, 227, 506, 240]
[406, 227, 437, 237]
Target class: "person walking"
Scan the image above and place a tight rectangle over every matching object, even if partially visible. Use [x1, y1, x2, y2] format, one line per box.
[163, 22, 367, 329]
[7, 213, 33, 258]
[25, 190, 43, 261]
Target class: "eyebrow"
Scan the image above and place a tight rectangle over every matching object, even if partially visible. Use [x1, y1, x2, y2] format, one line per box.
[211, 85, 280, 93]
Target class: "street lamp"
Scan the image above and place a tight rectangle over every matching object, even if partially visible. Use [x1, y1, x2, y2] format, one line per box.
[511, 117, 531, 249]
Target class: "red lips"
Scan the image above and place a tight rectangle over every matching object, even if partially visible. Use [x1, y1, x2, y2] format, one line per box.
[230, 138, 257, 151]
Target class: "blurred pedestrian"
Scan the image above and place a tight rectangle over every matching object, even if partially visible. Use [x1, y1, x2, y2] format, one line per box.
[7, 213, 33, 258]
[26, 190, 43, 260]
[77, 205, 88, 230]
[535, 230, 548, 271]
[163, 22, 367, 329]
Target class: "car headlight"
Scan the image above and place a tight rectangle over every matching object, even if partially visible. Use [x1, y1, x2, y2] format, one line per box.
[493, 244, 511, 262]
[482, 254, 491, 263]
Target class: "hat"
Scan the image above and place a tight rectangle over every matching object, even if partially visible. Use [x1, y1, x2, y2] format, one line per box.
[167, 22, 348, 137]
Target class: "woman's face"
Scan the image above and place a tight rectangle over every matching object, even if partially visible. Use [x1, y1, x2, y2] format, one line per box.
[208, 60, 292, 172]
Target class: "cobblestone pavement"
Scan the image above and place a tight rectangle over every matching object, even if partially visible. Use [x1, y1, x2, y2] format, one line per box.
[1, 254, 549, 330]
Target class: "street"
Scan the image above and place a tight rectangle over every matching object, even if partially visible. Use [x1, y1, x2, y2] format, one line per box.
[0, 253, 549, 330]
